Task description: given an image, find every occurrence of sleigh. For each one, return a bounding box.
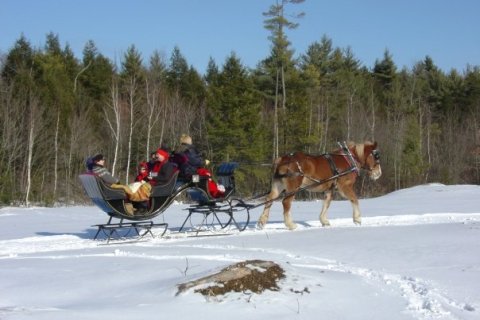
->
[79,171,187,242]
[179,162,252,233]
[79,162,251,242]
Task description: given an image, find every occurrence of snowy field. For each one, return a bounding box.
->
[0,183,479,320]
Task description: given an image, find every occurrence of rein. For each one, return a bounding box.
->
[245,165,359,209]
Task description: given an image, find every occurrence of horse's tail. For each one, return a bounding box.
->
[271,157,283,179]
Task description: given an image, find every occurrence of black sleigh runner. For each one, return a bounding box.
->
[180,162,252,234]
[79,162,251,242]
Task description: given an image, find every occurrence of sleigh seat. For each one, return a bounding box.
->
[179,162,250,233]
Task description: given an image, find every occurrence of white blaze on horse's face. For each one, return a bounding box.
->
[366,150,382,181]
[370,164,382,180]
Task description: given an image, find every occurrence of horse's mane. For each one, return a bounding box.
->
[347,141,375,162]
[278,141,375,162]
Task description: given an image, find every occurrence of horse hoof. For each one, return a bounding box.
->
[286,223,297,230]
[321,222,331,227]
[354,220,362,225]
[256,223,265,230]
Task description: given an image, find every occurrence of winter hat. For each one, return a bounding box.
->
[180,134,192,145]
[86,157,95,170]
[138,161,148,170]
[197,168,212,177]
[92,154,104,163]
[156,149,170,161]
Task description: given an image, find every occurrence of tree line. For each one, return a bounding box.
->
[1,4,479,206]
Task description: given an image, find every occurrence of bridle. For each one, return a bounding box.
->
[362,149,380,172]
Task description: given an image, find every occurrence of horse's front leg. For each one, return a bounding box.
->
[339,185,362,225]
[319,190,333,226]
[352,198,361,225]
[282,194,297,230]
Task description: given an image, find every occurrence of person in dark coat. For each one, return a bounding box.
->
[148,148,176,186]
[173,134,209,180]
[87,154,152,215]
[88,154,120,185]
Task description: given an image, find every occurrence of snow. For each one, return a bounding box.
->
[0,183,479,320]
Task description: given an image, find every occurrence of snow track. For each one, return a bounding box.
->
[1,212,479,257]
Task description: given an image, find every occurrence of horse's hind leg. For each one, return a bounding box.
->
[282,194,297,230]
[257,180,282,229]
[319,190,333,227]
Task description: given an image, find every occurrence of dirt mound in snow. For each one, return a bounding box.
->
[177,260,285,296]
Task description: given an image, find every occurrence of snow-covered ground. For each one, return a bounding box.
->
[0,183,479,320]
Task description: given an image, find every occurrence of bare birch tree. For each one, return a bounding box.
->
[104,78,121,176]
[25,93,41,206]
[53,111,60,200]
[125,76,138,183]
[145,78,163,158]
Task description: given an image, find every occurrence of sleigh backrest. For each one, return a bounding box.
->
[79,173,117,214]
[150,171,179,197]
[215,162,238,198]
[187,162,239,204]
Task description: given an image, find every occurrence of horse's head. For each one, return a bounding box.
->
[354,141,382,180]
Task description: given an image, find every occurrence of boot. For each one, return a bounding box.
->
[124,203,135,216]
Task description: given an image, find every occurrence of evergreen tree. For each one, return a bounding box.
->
[206,53,266,163]
[148,50,167,85]
[45,33,62,55]
[166,46,189,95]
[373,49,397,112]
[262,0,305,158]
[1,35,36,95]
[206,53,269,195]
[80,40,114,101]
[121,45,144,82]
[205,57,220,86]
[401,115,427,186]
[373,49,397,90]
[34,34,76,133]
[300,35,333,79]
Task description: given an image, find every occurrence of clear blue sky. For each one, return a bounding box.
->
[1,0,479,74]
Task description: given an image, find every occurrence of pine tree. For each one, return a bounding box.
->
[1,35,36,95]
[373,49,397,110]
[166,46,189,95]
[80,40,114,101]
[262,0,305,158]
[206,53,266,162]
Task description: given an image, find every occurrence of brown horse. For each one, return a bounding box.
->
[257,141,382,230]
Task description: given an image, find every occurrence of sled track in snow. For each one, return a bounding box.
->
[1,212,479,257]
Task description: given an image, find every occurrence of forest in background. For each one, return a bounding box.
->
[1,1,479,206]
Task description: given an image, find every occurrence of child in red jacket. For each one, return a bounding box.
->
[197,167,225,198]
[135,161,149,182]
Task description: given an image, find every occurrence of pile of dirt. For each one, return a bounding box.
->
[176,260,285,297]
